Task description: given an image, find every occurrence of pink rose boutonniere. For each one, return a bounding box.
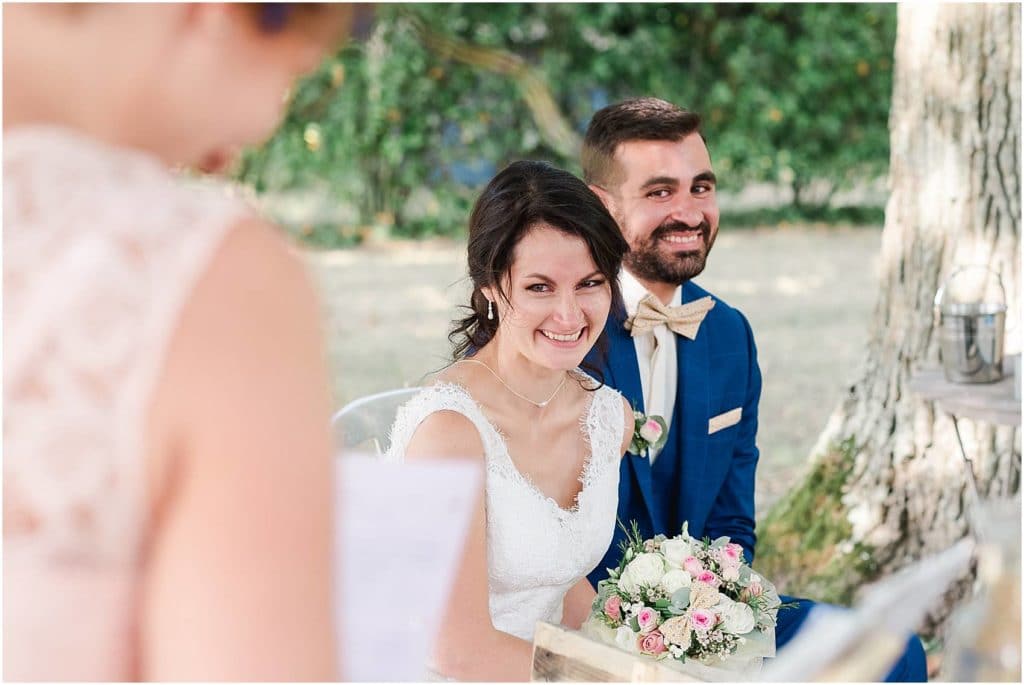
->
[628,409,669,457]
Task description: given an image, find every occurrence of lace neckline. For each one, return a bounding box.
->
[434,373,604,516]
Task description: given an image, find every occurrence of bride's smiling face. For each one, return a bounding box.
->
[486,224,613,371]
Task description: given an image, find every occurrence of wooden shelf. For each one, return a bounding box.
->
[908,354,1021,426]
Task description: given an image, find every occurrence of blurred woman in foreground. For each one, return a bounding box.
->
[4,4,351,680]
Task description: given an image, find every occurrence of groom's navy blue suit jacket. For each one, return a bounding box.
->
[586,280,762,588]
[585,284,930,682]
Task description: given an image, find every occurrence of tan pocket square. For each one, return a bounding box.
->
[709,408,742,434]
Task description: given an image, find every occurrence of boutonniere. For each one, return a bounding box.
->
[628,409,668,457]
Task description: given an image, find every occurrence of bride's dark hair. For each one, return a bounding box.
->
[449,160,629,377]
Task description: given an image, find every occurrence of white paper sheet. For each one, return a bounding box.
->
[335,454,482,681]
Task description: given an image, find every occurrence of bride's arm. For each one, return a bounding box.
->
[561,578,597,629]
[405,411,535,681]
[620,395,634,457]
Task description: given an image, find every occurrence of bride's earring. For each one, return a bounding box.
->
[487,300,495,321]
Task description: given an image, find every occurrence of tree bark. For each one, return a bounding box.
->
[758,3,1020,640]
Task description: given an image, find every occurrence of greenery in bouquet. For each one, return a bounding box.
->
[591,521,788,665]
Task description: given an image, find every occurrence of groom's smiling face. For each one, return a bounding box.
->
[485,224,612,371]
[601,134,720,289]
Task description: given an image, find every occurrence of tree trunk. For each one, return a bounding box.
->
[757,3,1020,641]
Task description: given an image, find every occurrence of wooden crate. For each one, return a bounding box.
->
[531,622,697,682]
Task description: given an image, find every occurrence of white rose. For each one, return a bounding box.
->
[617,553,667,595]
[615,625,639,654]
[659,569,693,595]
[719,600,756,634]
[638,418,664,444]
[660,538,692,567]
[721,564,740,582]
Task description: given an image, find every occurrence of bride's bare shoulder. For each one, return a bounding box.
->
[405,364,488,462]
[404,407,486,462]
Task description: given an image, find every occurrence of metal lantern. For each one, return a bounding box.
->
[933,266,1007,384]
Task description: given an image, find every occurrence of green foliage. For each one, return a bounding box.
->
[755,436,880,606]
[238,3,896,245]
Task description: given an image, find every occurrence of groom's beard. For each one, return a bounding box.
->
[623,219,715,285]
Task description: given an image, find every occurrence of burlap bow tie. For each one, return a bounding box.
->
[626,294,716,340]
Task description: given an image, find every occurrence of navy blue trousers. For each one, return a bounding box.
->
[777,596,928,682]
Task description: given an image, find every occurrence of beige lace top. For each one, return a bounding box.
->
[3,126,248,680]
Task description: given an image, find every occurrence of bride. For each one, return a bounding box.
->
[387,160,633,680]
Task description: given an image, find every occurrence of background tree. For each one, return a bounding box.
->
[757,3,1020,640]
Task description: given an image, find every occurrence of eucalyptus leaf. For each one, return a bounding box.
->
[671,587,691,607]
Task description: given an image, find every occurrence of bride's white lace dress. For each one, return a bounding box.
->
[385,375,625,641]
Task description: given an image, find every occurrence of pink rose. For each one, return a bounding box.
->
[683,556,704,575]
[739,581,763,603]
[690,608,715,632]
[637,629,667,655]
[639,418,663,444]
[741,581,765,602]
[604,595,622,623]
[696,570,720,587]
[717,543,744,565]
[636,606,660,633]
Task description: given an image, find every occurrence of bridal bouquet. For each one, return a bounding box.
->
[583,522,784,680]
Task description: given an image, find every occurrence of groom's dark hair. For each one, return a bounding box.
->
[450,160,629,378]
[582,98,703,190]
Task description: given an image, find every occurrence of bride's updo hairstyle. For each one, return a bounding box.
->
[449,160,629,364]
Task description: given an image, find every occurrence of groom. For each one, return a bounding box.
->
[582,98,927,681]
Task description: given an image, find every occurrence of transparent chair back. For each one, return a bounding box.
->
[332,387,420,457]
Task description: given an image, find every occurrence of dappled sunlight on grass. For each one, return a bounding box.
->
[400,285,454,312]
[312,244,464,267]
[772,274,826,296]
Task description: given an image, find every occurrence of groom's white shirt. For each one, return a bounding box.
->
[620,269,681,463]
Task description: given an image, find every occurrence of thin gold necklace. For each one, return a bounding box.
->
[456,358,568,409]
